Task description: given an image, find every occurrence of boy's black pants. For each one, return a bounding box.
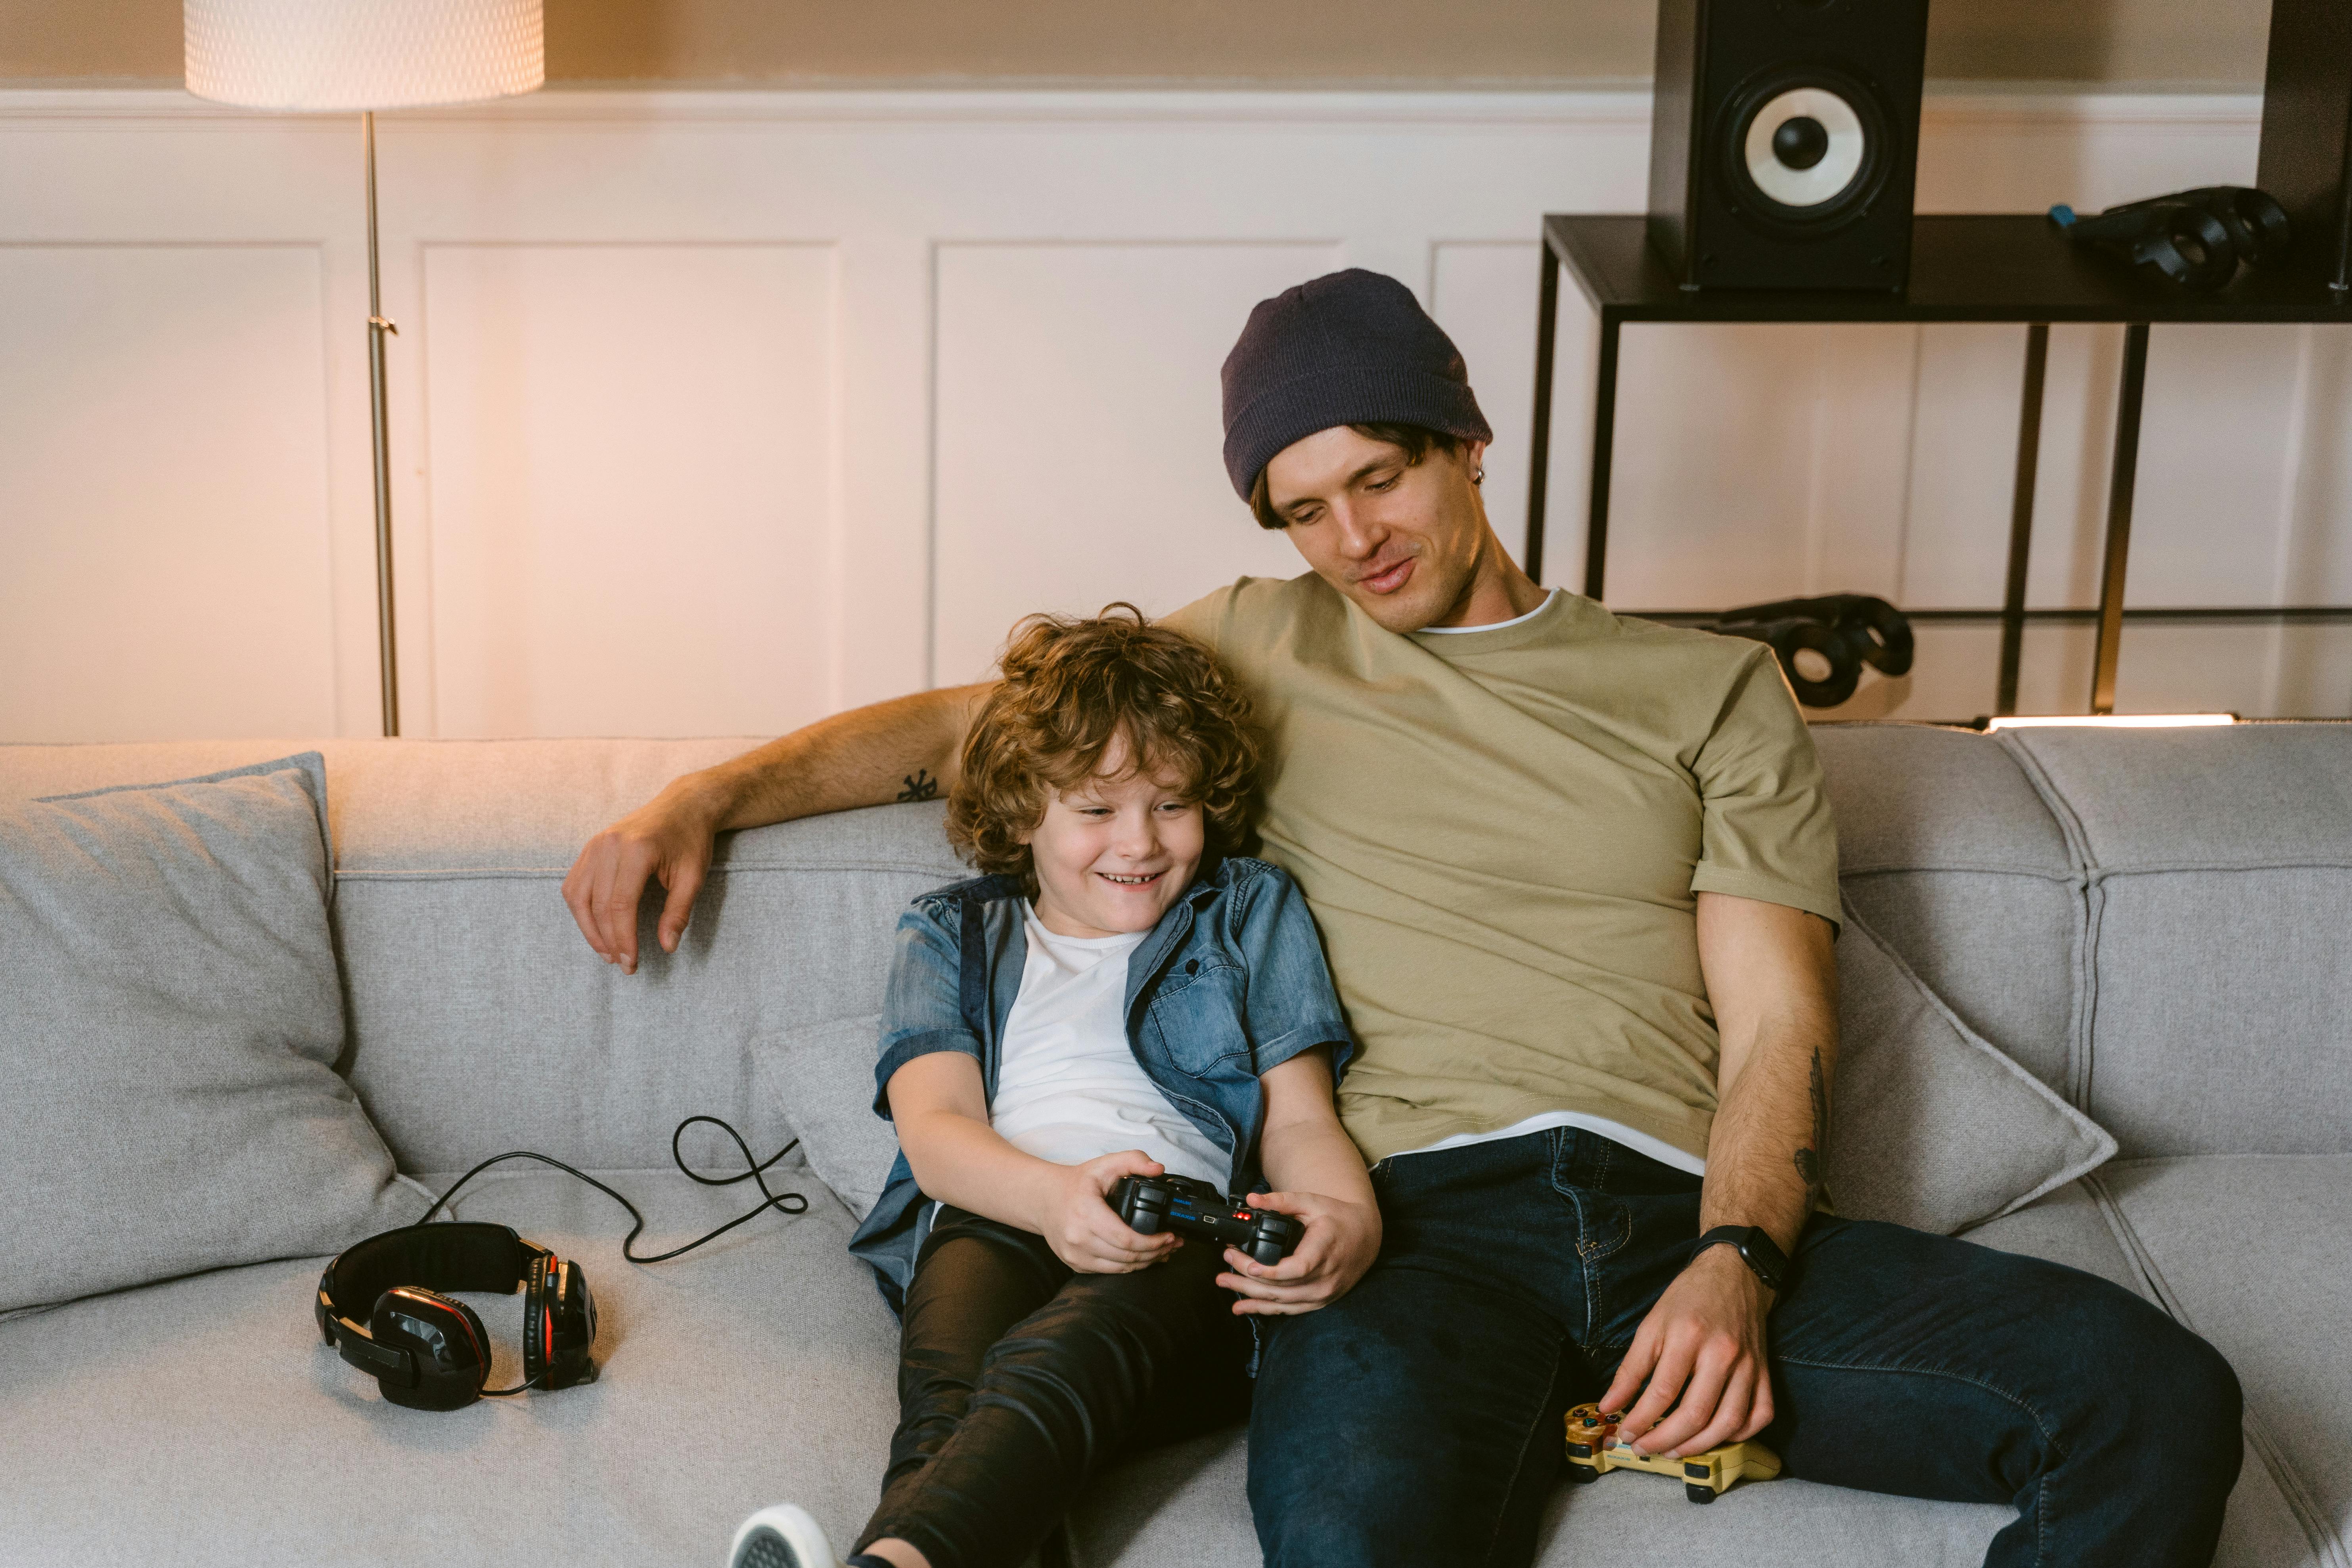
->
[858,1205,1253,1568]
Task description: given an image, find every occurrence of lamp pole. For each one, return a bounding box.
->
[363,110,400,737]
[184,0,542,738]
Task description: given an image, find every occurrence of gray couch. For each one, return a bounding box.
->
[1,723,2345,1568]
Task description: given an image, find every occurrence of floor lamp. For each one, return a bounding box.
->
[185,0,544,737]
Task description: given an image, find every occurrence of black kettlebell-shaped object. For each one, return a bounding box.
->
[1705,593,1914,709]
[2106,185,2292,267]
[2050,199,2241,292]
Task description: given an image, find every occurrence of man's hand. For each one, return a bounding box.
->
[1215,1188,1381,1315]
[562,784,720,974]
[1041,1152,1184,1275]
[1598,1246,1775,1458]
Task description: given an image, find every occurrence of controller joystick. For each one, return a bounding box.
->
[1110,1174,1304,1266]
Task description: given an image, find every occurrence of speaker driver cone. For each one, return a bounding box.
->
[1720,69,1889,231]
[1745,88,1865,208]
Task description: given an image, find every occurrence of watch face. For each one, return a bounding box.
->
[1741,1229,1787,1288]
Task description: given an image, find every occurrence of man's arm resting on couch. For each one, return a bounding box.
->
[561,683,994,972]
[1601,891,1839,1459]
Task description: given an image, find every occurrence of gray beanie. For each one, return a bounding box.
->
[1219,268,1492,501]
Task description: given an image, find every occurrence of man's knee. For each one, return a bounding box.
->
[2130,1316,2242,1461]
[2071,1287,2243,1478]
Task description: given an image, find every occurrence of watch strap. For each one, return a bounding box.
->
[1693,1224,1789,1292]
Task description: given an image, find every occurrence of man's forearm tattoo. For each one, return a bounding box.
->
[896,768,939,803]
[1792,1045,1828,1207]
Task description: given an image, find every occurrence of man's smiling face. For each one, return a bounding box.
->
[1262,426,1494,634]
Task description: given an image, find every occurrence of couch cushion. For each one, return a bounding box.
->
[335,804,964,1171]
[8,1157,2310,1568]
[1064,1425,2018,1567]
[1830,915,2115,1235]
[1814,725,2082,1097]
[0,740,971,1175]
[2003,727,2352,1157]
[2095,1155,2352,1567]
[760,1011,898,1219]
[0,1161,902,1568]
[1957,1177,2147,1299]
[0,752,419,1315]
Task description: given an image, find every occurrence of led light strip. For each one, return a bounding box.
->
[1984,714,2236,730]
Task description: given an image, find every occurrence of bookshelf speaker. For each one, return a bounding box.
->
[1647,0,1931,291]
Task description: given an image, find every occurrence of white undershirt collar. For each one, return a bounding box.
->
[1415,589,1560,635]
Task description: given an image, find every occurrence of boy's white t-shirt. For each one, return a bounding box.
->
[984,902,1229,1191]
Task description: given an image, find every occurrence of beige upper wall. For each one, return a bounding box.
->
[0,0,2273,88]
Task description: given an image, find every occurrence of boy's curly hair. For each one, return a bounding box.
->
[948,604,1261,887]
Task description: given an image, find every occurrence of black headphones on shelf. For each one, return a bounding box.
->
[317,1115,807,1412]
[2049,185,2294,293]
[317,1221,598,1411]
[1700,592,1915,708]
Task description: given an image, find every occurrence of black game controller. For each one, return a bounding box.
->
[1110,1174,1305,1266]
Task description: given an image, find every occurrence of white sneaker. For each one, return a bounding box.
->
[728,1503,840,1568]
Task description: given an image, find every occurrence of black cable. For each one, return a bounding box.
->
[415,1114,809,1264]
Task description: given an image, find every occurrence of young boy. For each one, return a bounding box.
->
[728,606,1377,1568]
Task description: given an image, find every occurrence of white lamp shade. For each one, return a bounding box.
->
[186,0,544,111]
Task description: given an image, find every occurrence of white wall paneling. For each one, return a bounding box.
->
[0,85,2345,741]
[421,242,840,737]
[932,241,1339,685]
[0,243,339,741]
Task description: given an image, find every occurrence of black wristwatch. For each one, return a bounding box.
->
[1692,1225,1790,1293]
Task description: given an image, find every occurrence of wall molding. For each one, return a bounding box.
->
[0,82,2264,134]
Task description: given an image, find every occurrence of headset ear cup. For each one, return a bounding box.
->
[533,1256,598,1391]
[371,1287,492,1411]
[523,1254,548,1389]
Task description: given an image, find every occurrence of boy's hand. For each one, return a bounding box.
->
[1216,1189,1381,1315]
[1042,1151,1184,1275]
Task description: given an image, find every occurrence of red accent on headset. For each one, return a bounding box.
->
[543,1258,557,1366]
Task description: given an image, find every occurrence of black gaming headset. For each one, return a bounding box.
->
[314,1117,810,1411]
[316,1221,598,1411]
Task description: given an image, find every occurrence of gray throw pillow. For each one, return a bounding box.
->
[0,753,423,1315]
[1831,909,2116,1234]
[758,1011,900,1219]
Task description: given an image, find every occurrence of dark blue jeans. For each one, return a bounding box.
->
[1248,1128,2242,1568]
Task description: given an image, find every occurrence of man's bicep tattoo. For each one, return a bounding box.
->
[896,768,939,803]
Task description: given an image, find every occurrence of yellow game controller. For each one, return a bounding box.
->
[1564,1402,1782,1504]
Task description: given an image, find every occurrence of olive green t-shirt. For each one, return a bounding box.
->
[1164,574,1841,1168]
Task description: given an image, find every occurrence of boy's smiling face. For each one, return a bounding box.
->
[1022,731,1205,940]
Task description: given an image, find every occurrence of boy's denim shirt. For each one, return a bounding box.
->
[847,855,1354,1310]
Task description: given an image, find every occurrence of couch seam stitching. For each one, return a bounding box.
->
[1837,862,2077,881]
[1990,736,2102,1113]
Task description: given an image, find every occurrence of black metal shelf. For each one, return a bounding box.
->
[1527,214,2352,717]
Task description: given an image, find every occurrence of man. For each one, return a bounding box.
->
[566,270,2241,1568]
